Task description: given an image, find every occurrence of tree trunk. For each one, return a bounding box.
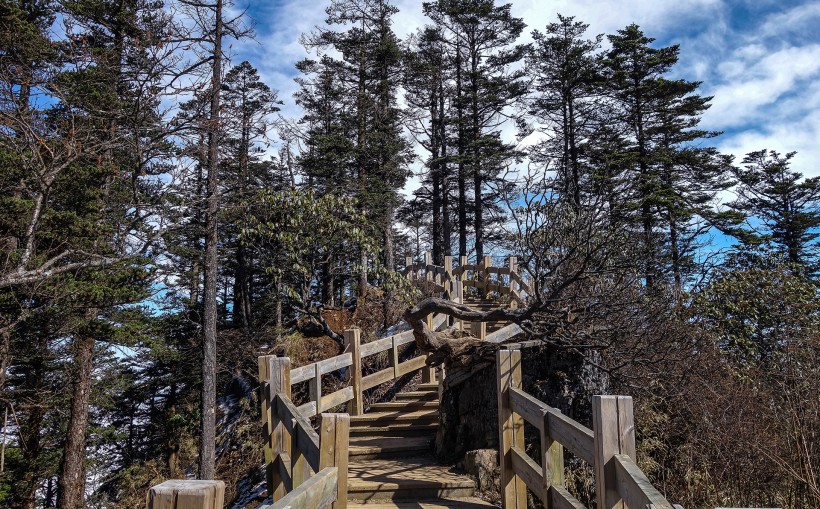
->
[57,335,95,509]
[199,0,223,481]
[455,44,468,258]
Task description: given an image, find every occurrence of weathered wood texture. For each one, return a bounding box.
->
[319,413,349,509]
[261,467,338,509]
[147,480,225,509]
[259,356,292,500]
[593,395,635,509]
[497,348,527,508]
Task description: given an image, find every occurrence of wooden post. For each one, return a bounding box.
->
[592,395,635,509]
[148,480,225,509]
[390,336,400,379]
[471,321,486,340]
[405,256,413,279]
[425,251,433,282]
[310,364,322,413]
[258,356,292,500]
[423,312,436,383]
[319,413,350,509]
[453,279,464,331]
[444,255,453,294]
[509,256,518,304]
[459,256,468,281]
[541,407,565,505]
[497,348,526,509]
[344,329,363,416]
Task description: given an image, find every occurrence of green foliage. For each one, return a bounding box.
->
[694,251,819,366]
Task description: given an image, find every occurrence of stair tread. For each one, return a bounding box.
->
[348,457,475,490]
[416,383,439,391]
[369,401,439,410]
[347,497,496,508]
[349,435,433,454]
[396,391,439,400]
[350,409,438,423]
[350,423,438,435]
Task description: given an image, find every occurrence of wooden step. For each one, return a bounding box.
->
[348,457,476,501]
[395,391,438,401]
[369,400,439,411]
[347,498,496,508]
[349,435,433,459]
[349,422,439,436]
[417,383,439,392]
[350,409,439,427]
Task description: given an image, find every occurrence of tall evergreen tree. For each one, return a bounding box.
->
[423,0,527,259]
[730,150,820,269]
[603,24,732,296]
[525,15,603,209]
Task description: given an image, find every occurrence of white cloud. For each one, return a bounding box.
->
[233,0,820,182]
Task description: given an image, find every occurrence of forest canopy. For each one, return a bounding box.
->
[0,0,818,508]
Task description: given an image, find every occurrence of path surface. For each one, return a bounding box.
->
[346,382,496,508]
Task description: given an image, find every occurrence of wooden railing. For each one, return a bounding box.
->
[497,345,684,509]
[403,252,534,303]
[258,355,350,509]
[256,309,450,506]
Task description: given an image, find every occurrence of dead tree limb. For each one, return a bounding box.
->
[403,297,525,368]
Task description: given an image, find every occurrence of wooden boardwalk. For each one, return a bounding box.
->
[347,383,493,508]
[147,253,684,509]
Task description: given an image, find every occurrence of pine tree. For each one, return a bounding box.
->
[603,24,732,296]
[525,15,603,209]
[423,0,527,259]
[730,150,820,269]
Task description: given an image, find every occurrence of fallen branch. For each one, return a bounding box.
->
[403,297,524,368]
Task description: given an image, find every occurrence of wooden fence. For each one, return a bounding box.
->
[497,345,683,509]
[403,252,533,304]
[257,355,349,509]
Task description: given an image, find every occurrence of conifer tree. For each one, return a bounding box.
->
[423,0,527,259]
[730,150,820,269]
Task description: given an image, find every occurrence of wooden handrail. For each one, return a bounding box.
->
[262,466,339,509]
[614,454,675,509]
[497,349,680,509]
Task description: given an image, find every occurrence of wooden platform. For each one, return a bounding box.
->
[348,498,496,508]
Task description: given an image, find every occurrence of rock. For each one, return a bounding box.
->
[463,449,500,497]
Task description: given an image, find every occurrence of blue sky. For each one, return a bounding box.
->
[230,0,820,186]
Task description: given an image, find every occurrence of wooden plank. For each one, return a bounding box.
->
[345,329,363,416]
[264,357,292,500]
[275,395,321,473]
[291,354,354,384]
[319,414,350,509]
[550,485,587,509]
[362,367,394,391]
[297,401,318,419]
[320,387,354,413]
[542,407,565,497]
[471,321,486,341]
[397,354,427,374]
[508,387,546,433]
[593,396,634,509]
[486,324,524,344]
[309,364,322,415]
[613,455,674,509]
[148,480,226,509]
[497,349,527,509]
[390,337,400,378]
[547,408,595,465]
[263,467,338,509]
[258,356,275,498]
[510,445,547,503]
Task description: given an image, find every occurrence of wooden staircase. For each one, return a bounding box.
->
[347,382,494,508]
[462,296,512,335]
